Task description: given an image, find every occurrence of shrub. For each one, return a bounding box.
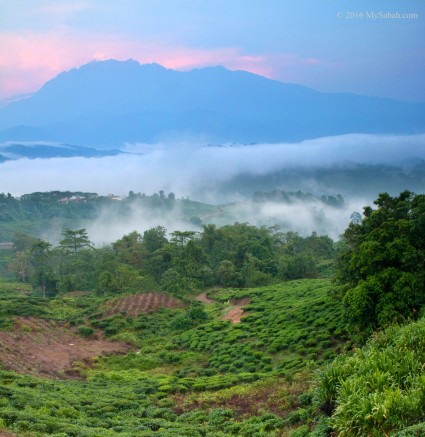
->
[315,318,425,436]
[78,326,95,338]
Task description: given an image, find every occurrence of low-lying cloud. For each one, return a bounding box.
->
[2,133,425,242]
[1,133,424,198]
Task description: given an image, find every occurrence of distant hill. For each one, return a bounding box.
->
[0,142,123,160]
[0,59,424,147]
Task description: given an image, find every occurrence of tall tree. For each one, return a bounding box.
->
[59,228,93,256]
[335,191,425,335]
[30,239,55,297]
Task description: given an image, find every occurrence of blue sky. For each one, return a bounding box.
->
[0,0,424,102]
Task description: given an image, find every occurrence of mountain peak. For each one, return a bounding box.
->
[59,58,168,77]
[0,59,424,147]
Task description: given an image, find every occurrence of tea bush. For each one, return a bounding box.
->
[315,318,425,435]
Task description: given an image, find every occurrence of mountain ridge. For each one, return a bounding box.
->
[1,59,424,148]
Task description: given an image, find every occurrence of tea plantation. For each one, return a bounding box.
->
[0,264,424,434]
[0,278,345,436]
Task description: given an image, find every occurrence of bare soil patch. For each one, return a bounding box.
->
[222,297,251,323]
[0,317,131,378]
[104,292,185,318]
[196,292,215,304]
[173,378,306,419]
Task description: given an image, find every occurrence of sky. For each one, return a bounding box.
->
[0,0,424,103]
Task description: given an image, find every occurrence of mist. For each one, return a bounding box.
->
[38,196,365,246]
[1,133,424,198]
[2,133,424,243]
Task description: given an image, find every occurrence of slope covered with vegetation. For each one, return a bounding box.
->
[0,190,424,435]
[0,278,344,436]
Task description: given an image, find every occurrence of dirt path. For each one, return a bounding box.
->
[0,431,16,437]
[196,292,215,304]
[0,317,131,378]
[222,298,250,323]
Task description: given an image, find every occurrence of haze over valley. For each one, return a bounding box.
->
[0,58,423,241]
[1,2,425,436]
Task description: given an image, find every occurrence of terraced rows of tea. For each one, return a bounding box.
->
[178,279,346,374]
[104,292,185,317]
[0,279,348,435]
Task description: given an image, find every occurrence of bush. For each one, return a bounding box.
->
[289,425,310,437]
[78,326,95,338]
[315,318,425,436]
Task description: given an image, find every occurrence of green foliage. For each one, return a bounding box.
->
[0,276,351,436]
[392,422,425,436]
[169,304,209,331]
[4,204,337,300]
[59,228,93,255]
[178,280,345,375]
[315,318,425,436]
[0,281,47,327]
[98,263,142,294]
[78,326,95,338]
[335,191,425,333]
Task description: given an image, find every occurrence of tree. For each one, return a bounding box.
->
[335,191,425,335]
[170,230,197,246]
[59,228,93,257]
[113,231,145,268]
[30,239,56,297]
[142,226,168,253]
[9,250,31,282]
[12,232,38,252]
[98,262,141,294]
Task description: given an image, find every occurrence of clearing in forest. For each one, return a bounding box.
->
[0,317,131,378]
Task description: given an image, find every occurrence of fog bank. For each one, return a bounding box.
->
[2,133,425,242]
[1,134,424,199]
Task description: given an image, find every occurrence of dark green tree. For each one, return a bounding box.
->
[113,231,145,268]
[142,226,168,253]
[335,191,425,335]
[30,239,56,297]
[59,228,93,256]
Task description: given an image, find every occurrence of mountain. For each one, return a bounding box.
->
[0,142,123,160]
[0,59,424,147]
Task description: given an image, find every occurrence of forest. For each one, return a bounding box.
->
[0,190,424,436]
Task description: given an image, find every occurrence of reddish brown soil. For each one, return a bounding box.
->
[104,292,185,318]
[222,297,251,323]
[196,292,215,304]
[174,380,294,419]
[0,317,131,378]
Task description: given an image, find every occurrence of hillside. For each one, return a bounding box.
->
[0,278,346,436]
[0,143,123,161]
[0,190,346,246]
[1,60,424,147]
[0,191,425,435]
[1,276,423,436]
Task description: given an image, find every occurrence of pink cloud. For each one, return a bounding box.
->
[0,29,332,100]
